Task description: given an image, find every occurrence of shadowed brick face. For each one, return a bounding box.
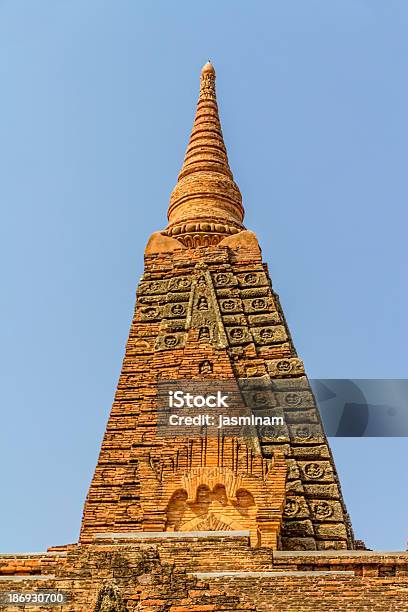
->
[1,63,406,610]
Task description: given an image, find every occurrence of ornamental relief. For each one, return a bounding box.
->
[168,276,192,291]
[275,390,314,409]
[266,357,304,377]
[222,314,247,326]
[140,306,161,321]
[283,497,314,520]
[137,279,169,296]
[284,410,320,425]
[226,326,252,345]
[240,287,270,299]
[251,325,288,345]
[248,313,281,326]
[212,271,237,287]
[154,332,185,352]
[166,291,190,303]
[310,499,342,521]
[162,302,188,318]
[300,461,334,482]
[288,424,326,443]
[128,338,153,354]
[219,298,242,313]
[284,498,300,517]
[242,297,274,313]
[237,271,268,287]
[312,500,333,520]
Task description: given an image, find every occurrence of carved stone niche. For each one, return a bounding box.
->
[162,461,286,549]
[198,326,211,342]
[165,467,259,546]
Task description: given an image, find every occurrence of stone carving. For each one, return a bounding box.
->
[168,276,192,291]
[259,424,288,441]
[213,272,236,287]
[227,327,251,345]
[284,499,300,517]
[177,277,191,290]
[313,501,333,519]
[155,332,185,352]
[131,339,151,353]
[141,306,160,320]
[251,298,266,310]
[266,357,304,377]
[304,463,324,480]
[252,391,268,406]
[171,304,184,315]
[164,335,178,348]
[237,271,268,287]
[293,426,312,440]
[94,581,128,612]
[215,273,229,285]
[284,392,302,407]
[251,325,287,344]
[244,273,258,284]
[199,360,213,374]
[197,297,208,311]
[198,326,210,341]
[138,280,168,295]
[200,70,216,101]
[221,299,237,311]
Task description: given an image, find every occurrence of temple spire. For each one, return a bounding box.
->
[165,62,245,248]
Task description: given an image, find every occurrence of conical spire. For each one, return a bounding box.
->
[165,62,245,248]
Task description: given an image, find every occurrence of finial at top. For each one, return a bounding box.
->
[165,61,244,247]
[201,61,215,75]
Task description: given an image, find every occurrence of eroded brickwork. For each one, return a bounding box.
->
[1,537,408,611]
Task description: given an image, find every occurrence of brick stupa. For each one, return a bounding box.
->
[1,63,407,611]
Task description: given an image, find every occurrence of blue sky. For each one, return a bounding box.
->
[0,0,407,552]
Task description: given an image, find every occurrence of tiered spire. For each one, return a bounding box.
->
[165,62,245,247]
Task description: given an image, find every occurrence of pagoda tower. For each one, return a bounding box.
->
[80,62,354,551]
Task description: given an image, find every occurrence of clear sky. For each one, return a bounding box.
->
[0,0,407,552]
